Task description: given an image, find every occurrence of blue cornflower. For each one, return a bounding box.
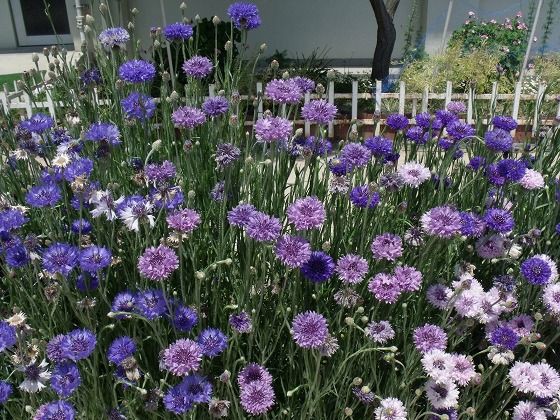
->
[63,329,97,361]
[19,113,54,133]
[121,92,156,120]
[42,243,79,277]
[0,380,12,405]
[163,22,193,41]
[227,2,261,30]
[484,128,513,153]
[300,251,335,283]
[490,326,519,350]
[64,158,94,182]
[197,328,228,358]
[51,362,81,397]
[0,209,28,234]
[135,289,168,320]
[349,186,380,209]
[483,208,515,233]
[85,122,121,145]
[107,336,136,365]
[119,60,156,83]
[79,245,112,273]
[25,183,62,208]
[5,243,30,268]
[0,321,17,352]
[171,304,198,332]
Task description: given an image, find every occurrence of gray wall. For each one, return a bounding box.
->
[0,1,18,49]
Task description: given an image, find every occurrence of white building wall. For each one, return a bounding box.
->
[0,1,18,49]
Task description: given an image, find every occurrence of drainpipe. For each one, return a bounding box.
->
[519,0,544,85]
[440,0,454,52]
[75,0,86,43]
[159,0,176,90]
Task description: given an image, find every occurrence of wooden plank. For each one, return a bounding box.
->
[328,80,335,138]
[467,87,474,124]
[256,82,263,119]
[445,81,452,106]
[398,81,405,115]
[374,80,382,136]
[532,83,546,135]
[304,91,311,136]
[351,79,358,133]
[421,86,429,113]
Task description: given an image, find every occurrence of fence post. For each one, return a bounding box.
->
[532,83,546,135]
[256,82,263,120]
[489,81,499,123]
[421,86,429,113]
[374,80,382,136]
[1,84,10,113]
[467,87,474,124]
[46,88,56,118]
[304,91,311,137]
[23,91,32,117]
[351,79,358,133]
[398,81,406,115]
[511,81,522,136]
[328,80,335,138]
[208,84,215,97]
[411,98,417,117]
[445,81,452,107]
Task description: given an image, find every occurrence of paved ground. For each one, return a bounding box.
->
[0,47,78,76]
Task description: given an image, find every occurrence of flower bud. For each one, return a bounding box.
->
[151,139,162,150]
[31,53,39,63]
[131,8,139,15]
[344,408,353,417]
[282,71,290,80]
[195,271,205,280]
[316,83,325,94]
[344,317,355,326]
[270,60,279,70]
[259,43,267,52]
[327,69,336,80]
[180,2,187,10]
[212,16,221,25]
[99,3,108,14]
[225,41,232,51]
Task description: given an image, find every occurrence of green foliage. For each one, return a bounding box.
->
[533,53,560,92]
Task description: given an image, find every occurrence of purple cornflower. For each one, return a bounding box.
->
[543,283,560,316]
[79,245,111,273]
[179,374,213,403]
[98,27,129,48]
[0,208,27,234]
[353,387,375,405]
[375,398,407,420]
[394,265,423,292]
[291,311,328,349]
[253,117,293,143]
[229,312,253,333]
[19,113,54,133]
[163,383,194,414]
[202,96,229,117]
[227,203,257,227]
[340,143,372,169]
[215,143,241,168]
[171,304,198,332]
[437,137,455,151]
[51,362,81,397]
[371,233,403,261]
[0,380,12,404]
[435,109,458,127]
[398,162,431,188]
[492,115,517,131]
[171,106,206,129]
[287,196,326,230]
[265,79,303,104]
[421,206,462,238]
[85,122,121,145]
[467,156,486,171]
[415,112,433,129]
[413,324,447,353]
[483,208,515,233]
[166,209,201,234]
[210,180,226,201]
[227,2,261,30]
[63,157,94,182]
[476,234,507,259]
[111,291,136,318]
[0,321,16,352]
[121,92,156,120]
[300,251,335,283]
[368,273,401,304]
[63,329,97,361]
[182,56,213,79]
[107,336,136,365]
[33,400,76,420]
[484,129,513,152]
[42,243,79,277]
[486,159,527,185]
[163,22,193,41]
[297,136,332,157]
[490,326,519,350]
[365,320,395,343]
[364,136,393,158]
[135,289,168,320]
[292,76,315,93]
[301,99,337,124]
[427,284,451,309]
[5,243,30,268]
[406,126,426,144]
[274,235,312,268]
[447,101,466,114]
[240,381,275,415]
[238,363,272,388]
[386,113,409,130]
[335,254,368,284]
[162,339,202,376]
[447,120,475,140]
[521,256,553,285]
[118,59,156,83]
[145,160,176,183]
[246,212,281,242]
[197,328,228,358]
[137,245,179,281]
[379,173,405,192]
[459,211,486,237]
[329,158,351,176]
[80,68,101,86]
[349,186,380,209]
[25,183,62,208]
[70,218,92,235]
[46,335,67,363]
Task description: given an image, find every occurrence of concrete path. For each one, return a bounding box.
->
[0,49,80,76]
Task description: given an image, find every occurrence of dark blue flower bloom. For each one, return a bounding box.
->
[40,168,64,184]
[437,137,455,151]
[107,336,136,365]
[42,243,79,277]
[76,272,99,292]
[447,120,475,140]
[483,208,515,233]
[302,136,332,156]
[63,329,97,361]
[406,126,426,144]
[163,383,194,414]
[349,186,380,209]
[467,156,486,171]
[64,158,94,182]
[202,96,229,117]
[414,112,432,129]
[328,159,350,176]
[119,60,156,83]
[144,161,176,183]
[385,113,409,130]
[135,289,168,320]
[47,334,67,363]
[486,159,526,186]
[0,321,16,352]
[80,68,102,86]
[521,256,553,285]
[492,115,517,131]
[79,245,112,273]
[484,128,513,152]
[163,22,193,41]
[5,242,30,268]
[430,408,458,420]
[197,328,228,358]
[34,400,76,420]
[364,136,393,158]
[51,362,81,397]
[19,113,54,133]
[70,219,92,235]
[121,92,156,120]
[49,128,73,145]
[179,374,213,403]
[111,291,136,318]
[227,2,261,30]
[98,27,129,48]
[85,122,121,145]
[556,223,560,235]
[0,209,28,234]
[300,251,335,283]
[490,326,519,350]
[493,275,516,292]
[434,109,458,127]
[0,380,12,405]
[171,304,198,332]
[459,211,486,237]
[25,183,62,208]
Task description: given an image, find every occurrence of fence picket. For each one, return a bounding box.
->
[445,81,452,106]
[351,80,358,133]
[532,83,546,135]
[256,82,263,119]
[304,92,311,136]
[421,86,429,113]
[398,81,405,115]
[328,80,335,138]
[467,87,474,124]
[23,91,32,117]
[375,80,382,136]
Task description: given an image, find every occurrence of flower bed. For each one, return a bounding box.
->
[1,2,560,419]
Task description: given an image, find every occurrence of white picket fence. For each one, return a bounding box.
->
[2,78,559,138]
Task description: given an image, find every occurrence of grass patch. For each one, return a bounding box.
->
[0,73,21,91]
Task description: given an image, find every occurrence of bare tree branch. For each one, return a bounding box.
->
[369,0,397,80]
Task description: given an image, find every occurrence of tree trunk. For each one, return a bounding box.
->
[369,0,398,81]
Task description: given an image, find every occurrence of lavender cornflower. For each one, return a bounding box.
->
[197,328,228,358]
[335,254,368,284]
[98,27,129,48]
[121,92,156,120]
[265,79,303,104]
[25,183,62,208]
[349,186,380,209]
[467,156,486,171]
[227,203,257,227]
[162,339,202,376]
[301,99,337,124]
[519,169,544,190]
[119,60,156,83]
[79,245,111,273]
[227,2,261,30]
[371,233,403,261]
[33,400,76,420]
[246,212,281,242]
[406,126,426,144]
[421,206,462,238]
[364,136,393,158]
[353,386,375,405]
[163,22,193,41]
[42,243,79,277]
[85,122,121,145]
[386,113,409,130]
[215,143,241,169]
[292,76,315,93]
[398,162,430,188]
[229,312,253,334]
[202,96,229,117]
[492,115,517,131]
[333,287,363,308]
[512,401,546,420]
[166,209,201,234]
[379,173,405,192]
[171,304,198,332]
[19,113,54,133]
[394,265,423,292]
[483,208,515,233]
[291,311,328,349]
[485,129,513,152]
[543,283,560,316]
[0,321,16,352]
[135,289,168,320]
[254,116,293,143]
[375,397,407,420]
[240,381,275,415]
[340,143,372,169]
[107,337,136,366]
[51,362,81,397]
[274,235,312,268]
[300,251,335,283]
[447,101,466,114]
[368,273,401,304]
[427,284,451,309]
[172,106,206,129]
[476,234,507,259]
[459,211,486,237]
[137,245,179,281]
[365,320,395,343]
[287,196,326,230]
[489,326,519,350]
[413,324,447,353]
[182,56,213,79]
[238,363,273,388]
[0,381,12,404]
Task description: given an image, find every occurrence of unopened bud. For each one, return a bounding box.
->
[212,16,221,25]
[282,71,290,79]
[180,2,187,10]
[127,22,134,31]
[270,60,279,70]
[31,53,39,63]
[259,43,267,52]
[345,317,355,326]
[99,3,108,13]
[151,139,162,150]
[352,377,362,386]
[224,41,232,51]
[131,7,139,15]
[327,69,336,79]
[344,408,353,417]
[195,271,205,280]
[162,71,171,82]
[535,342,546,350]
[316,83,325,94]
